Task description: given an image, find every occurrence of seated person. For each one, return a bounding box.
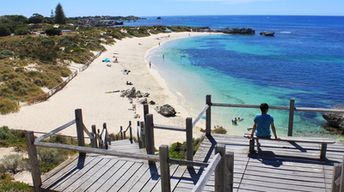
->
[249,103,279,147]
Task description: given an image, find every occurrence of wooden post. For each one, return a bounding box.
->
[25,131,42,192]
[140,121,146,148]
[206,95,212,136]
[215,144,225,192]
[332,164,341,192]
[137,121,142,148]
[120,126,123,140]
[159,145,171,192]
[145,114,155,155]
[249,139,255,154]
[224,151,234,192]
[340,157,344,192]
[91,125,98,148]
[75,109,86,157]
[288,98,295,136]
[103,123,108,149]
[320,143,327,160]
[129,124,133,144]
[186,117,193,162]
[143,104,149,121]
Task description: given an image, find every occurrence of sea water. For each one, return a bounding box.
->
[143,16,344,136]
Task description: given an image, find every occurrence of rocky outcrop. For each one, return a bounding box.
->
[120,87,136,98]
[323,111,344,129]
[260,31,275,37]
[149,100,156,105]
[219,28,255,35]
[156,104,176,117]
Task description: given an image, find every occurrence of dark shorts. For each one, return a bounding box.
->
[256,135,271,139]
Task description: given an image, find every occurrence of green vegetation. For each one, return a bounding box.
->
[0,126,26,150]
[45,28,61,36]
[0,127,77,173]
[200,125,228,134]
[0,9,204,114]
[169,137,203,159]
[55,3,66,24]
[0,173,32,192]
[213,125,227,134]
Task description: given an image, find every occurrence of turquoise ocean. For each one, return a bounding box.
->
[131,16,344,136]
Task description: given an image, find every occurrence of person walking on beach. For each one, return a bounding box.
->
[249,103,279,147]
[149,61,152,68]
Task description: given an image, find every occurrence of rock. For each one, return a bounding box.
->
[138,98,147,104]
[143,93,150,97]
[135,91,143,98]
[219,28,255,35]
[121,87,136,98]
[149,100,156,105]
[260,31,275,37]
[323,110,344,129]
[156,104,176,117]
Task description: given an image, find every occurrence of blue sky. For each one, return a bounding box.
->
[1,0,343,17]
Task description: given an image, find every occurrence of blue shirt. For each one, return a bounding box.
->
[254,114,274,137]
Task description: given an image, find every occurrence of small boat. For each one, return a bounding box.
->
[260,31,275,37]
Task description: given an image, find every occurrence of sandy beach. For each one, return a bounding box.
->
[0,32,210,145]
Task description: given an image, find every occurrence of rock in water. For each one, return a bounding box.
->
[323,110,344,129]
[157,104,176,117]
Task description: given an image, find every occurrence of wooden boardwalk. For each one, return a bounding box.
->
[41,135,344,192]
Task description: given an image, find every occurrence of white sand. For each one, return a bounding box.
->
[0,32,211,145]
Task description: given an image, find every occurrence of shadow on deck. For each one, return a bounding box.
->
[40,134,343,192]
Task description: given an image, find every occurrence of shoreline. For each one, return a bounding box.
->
[0,32,213,145]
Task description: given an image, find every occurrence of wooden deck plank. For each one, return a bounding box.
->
[108,162,143,191]
[95,161,135,191]
[128,163,161,192]
[42,156,96,189]
[52,157,103,191]
[85,160,127,192]
[63,158,111,192]
[74,159,119,192]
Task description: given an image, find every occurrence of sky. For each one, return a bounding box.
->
[0,0,343,17]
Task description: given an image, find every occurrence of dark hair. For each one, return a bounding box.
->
[260,103,269,113]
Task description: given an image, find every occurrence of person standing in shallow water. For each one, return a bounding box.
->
[249,103,279,147]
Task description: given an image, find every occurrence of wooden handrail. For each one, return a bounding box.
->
[192,153,222,192]
[35,120,76,143]
[154,124,186,132]
[192,105,209,127]
[169,159,208,167]
[211,102,344,113]
[34,141,160,161]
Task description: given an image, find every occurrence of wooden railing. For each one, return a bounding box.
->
[25,108,234,192]
[332,157,344,192]
[205,95,344,136]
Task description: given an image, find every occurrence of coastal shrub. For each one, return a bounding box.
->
[0,126,26,150]
[0,173,32,192]
[200,125,227,134]
[0,50,14,59]
[0,25,11,36]
[28,13,44,24]
[213,125,227,134]
[1,154,26,174]
[38,148,69,173]
[0,97,19,114]
[45,28,62,36]
[169,137,203,159]
[14,26,29,35]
